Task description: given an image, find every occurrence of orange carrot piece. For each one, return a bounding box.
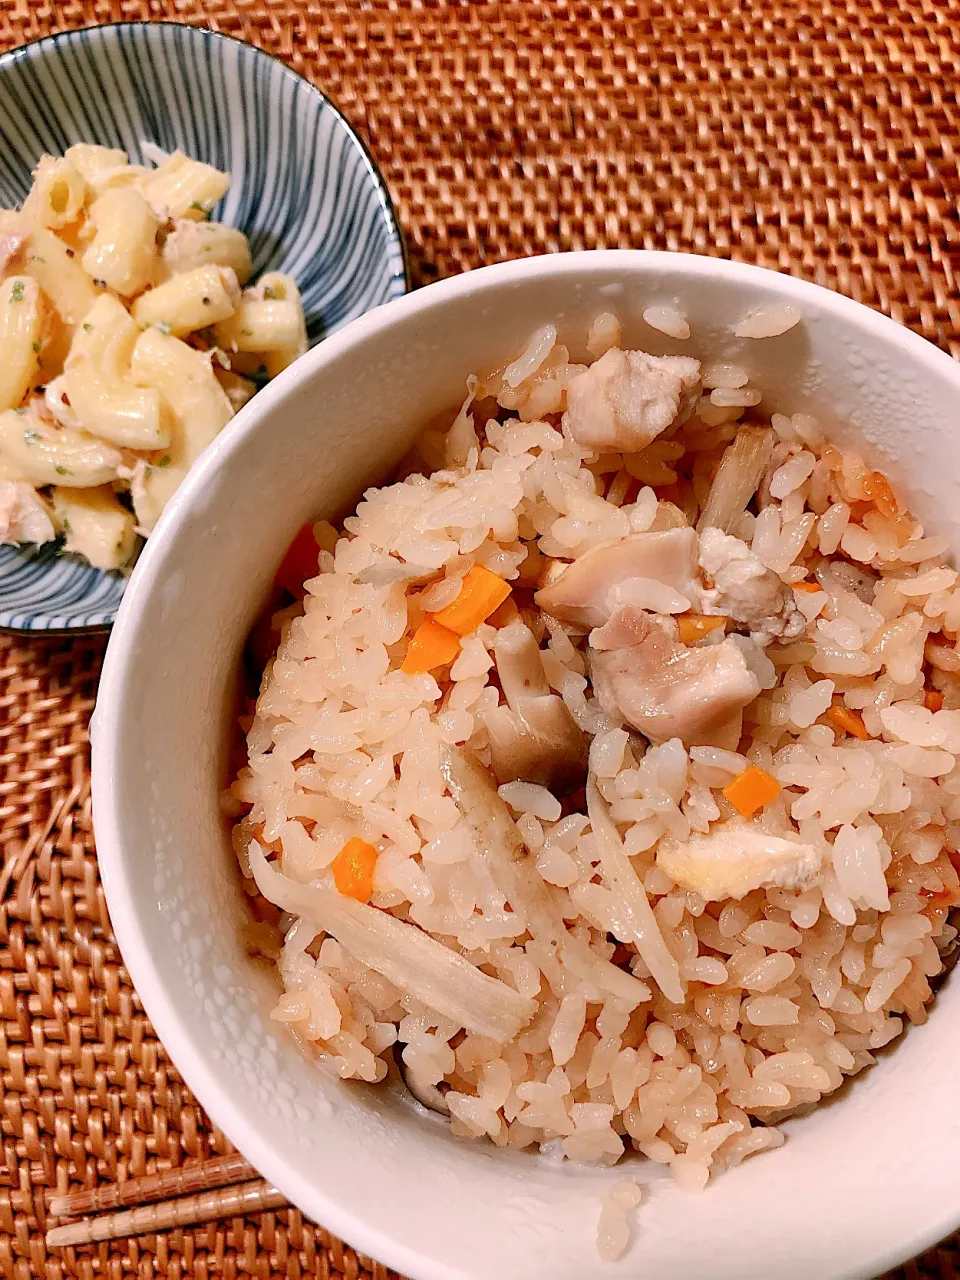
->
[677,613,728,645]
[433,565,512,636]
[332,837,378,903]
[275,523,320,597]
[827,705,870,740]
[401,619,461,674]
[792,580,823,594]
[864,470,899,519]
[722,765,782,818]
[924,689,945,713]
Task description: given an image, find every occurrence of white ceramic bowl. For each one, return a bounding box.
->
[93,252,960,1280]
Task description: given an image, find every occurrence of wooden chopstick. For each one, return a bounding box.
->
[47,1178,289,1247]
[47,1152,260,1219]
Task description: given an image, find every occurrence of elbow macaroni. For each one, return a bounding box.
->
[138,152,231,220]
[253,272,308,376]
[0,143,307,565]
[61,295,168,449]
[22,225,99,326]
[214,297,305,355]
[24,157,88,230]
[161,219,252,283]
[0,276,44,413]
[65,144,129,184]
[81,187,159,296]
[52,485,138,570]
[131,263,240,335]
[0,403,122,488]
[129,328,233,532]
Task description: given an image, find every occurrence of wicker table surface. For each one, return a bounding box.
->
[1,1,958,1276]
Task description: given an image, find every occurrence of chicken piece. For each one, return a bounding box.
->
[589,607,760,749]
[656,822,822,901]
[565,348,702,452]
[0,477,56,545]
[698,526,804,643]
[484,619,588,793]
[536,527,699,629]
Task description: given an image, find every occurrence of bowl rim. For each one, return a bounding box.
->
[95,250,960,1280]
[0,18,410,637]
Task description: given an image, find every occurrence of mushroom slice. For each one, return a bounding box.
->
[486,620,588,793]
[248,841,535,1044]
[697,425,775,535]
[484,695,588,794]
[442,747,651,1008]
[492,619,551,703]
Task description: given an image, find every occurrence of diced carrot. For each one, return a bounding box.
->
[275,523,320,598]
[924,689,945,713]
[827,705,870,741]
[792,580,823,594]
[677,613,728,645]
[722,765,782,818]
[332,837,378,903]
[863,470,899,519]
[433,565,512,636]
[401,619,461,674]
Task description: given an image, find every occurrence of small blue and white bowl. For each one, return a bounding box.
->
[0,21,408,633]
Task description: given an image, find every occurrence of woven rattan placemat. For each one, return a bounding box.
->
[1,1,959,1275]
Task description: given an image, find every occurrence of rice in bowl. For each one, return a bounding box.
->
[225,315,960,1254]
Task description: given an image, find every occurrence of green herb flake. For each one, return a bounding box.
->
[55,464,70,476]
[30,254,45,264]
[22,428,38,445]
[189,200,209,213]
[155,321,172,335]
[240,327,253,338]
[157,454,171,468]
[262,286,277,300]
[82,322,93,333]
[10,280,24,303]
[61,516,70,534]
[31,340,41,354]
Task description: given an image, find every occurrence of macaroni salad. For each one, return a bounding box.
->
[0,145,307,570]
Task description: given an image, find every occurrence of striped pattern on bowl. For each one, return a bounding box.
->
[0,21,407,633]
